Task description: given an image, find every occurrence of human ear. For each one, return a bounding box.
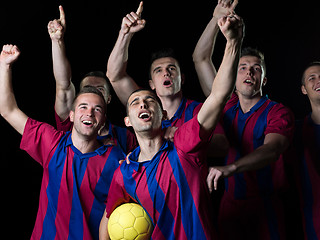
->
[124,116,132,127]
[149,79,155,90]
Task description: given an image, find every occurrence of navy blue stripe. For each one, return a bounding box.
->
[253,101,280,239]
[89,147,124,240]
[113,125,128,154]
[68,152,89,240]
[144,151,176,239]
[184,100,200,123]
[40,133,70,240]
[167,146,207,239]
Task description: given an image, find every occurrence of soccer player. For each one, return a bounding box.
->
[106,1,228,158]
[193,1,295,239]
[99,13,244,239]
[291,61,320,239]
[48,5,137,154]
[0,44,126,240]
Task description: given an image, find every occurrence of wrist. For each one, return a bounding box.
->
[0,62,12,70]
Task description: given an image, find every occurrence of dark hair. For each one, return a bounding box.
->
[125,88,163,114]
[148,48,181,79]
[80,71,111,96]
[72,85,107,113]
[301,61,320,85]
[241,47,267,76]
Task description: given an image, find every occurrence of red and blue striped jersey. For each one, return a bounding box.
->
[106,116,215,239]
[161,97,202,128]
[221,93,294,199]
[20,118,126,240]
[54,110,137,154]
[293,114,320,240]
[161,97,224,135]
[217,93,294,239]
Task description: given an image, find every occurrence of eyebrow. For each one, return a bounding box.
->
[78,102,103,109]
[129,95,156,106]
[152,64,177,74]
[129,97,139,106]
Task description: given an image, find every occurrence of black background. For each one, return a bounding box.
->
[1,0,319,238]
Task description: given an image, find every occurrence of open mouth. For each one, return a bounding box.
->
[139,112,150,119]
[244,79,254,85]
[316,87,320,92]
[82,120,93,126]
[163,80,173,87]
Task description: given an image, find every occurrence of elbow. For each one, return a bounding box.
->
[192,52,209,64]
[106,70,115,83]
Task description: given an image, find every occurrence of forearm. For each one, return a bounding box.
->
[0,63,27,134]
[193,16,220,63]
[51,39,72,89]
[211,38,241,101]
[107,31,133,82]
[99,210,110,240]
[106,31,139,105]
[193,17,220,97]
[230,143,283,175]
[197,38,241,134]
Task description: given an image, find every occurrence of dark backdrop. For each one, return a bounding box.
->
[1,0,319,238]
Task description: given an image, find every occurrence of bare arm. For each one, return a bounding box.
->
[0,45,28,135]
[197,14,243,137]
[48,5,75,121]
[193,0,238,97]
[207,133,290,192]
[99,209,110,240]
[106,2,145,105]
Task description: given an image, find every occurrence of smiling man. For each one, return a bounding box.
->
[100,12,244,239]
[0,44,126,240]
[290,62,320,239]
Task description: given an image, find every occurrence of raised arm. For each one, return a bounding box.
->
[106,1,145,105]
[48,5,75,121]
[0,45,28,135]
[193,0,238,97]
[197,14,243,137]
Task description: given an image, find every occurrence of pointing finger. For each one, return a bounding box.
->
[230,0,238,11]
[59,5,66,26]
[136,1,143,17]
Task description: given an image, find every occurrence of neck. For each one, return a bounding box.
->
[71,132,101,154]
[135,130,164,162]
[310,100,320,124]
[238,92,262,113]
[158,91,183,119]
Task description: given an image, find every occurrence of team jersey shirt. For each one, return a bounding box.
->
[20,118,126,240]
[218,93,294,239]
[54,110,137,154]
[106,115,215,239]
[293,114,320,240]
[161,97,224,135]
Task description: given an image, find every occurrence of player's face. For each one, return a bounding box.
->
[236,56,267,99]
[149,57,182,98]
[301,65,320,102]
[70,93,106,138]
[125,90,164,133]
[81,76,111,104]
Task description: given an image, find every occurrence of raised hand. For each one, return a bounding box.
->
[214,0,239,19]
[0,44,20,66]
[121,1,146,34]
[218,13,244,41]
[48,5,66,41]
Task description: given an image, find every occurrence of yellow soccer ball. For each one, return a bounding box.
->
[108,203,153,240]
